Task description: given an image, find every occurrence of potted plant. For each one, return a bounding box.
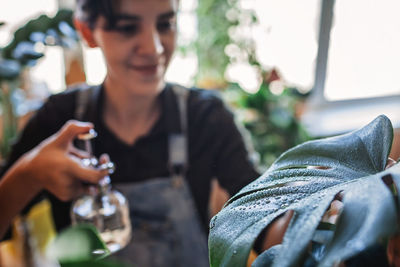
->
[0,9,79,161]
[0,10,127,267]
[209,115,400,266]
[194,0,309,168]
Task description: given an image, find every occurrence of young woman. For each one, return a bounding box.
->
[0,0,260,265]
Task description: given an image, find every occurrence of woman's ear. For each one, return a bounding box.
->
[73,18,98,48]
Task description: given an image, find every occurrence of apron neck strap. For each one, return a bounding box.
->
[168,84,189,178]
[74,84,101,152]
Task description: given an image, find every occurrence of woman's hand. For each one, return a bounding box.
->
[19,120,108,201]
[0,120,108,238]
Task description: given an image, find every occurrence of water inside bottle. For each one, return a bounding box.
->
[71,180,132,253]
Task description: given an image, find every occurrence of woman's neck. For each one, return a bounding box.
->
[101,80,162,145]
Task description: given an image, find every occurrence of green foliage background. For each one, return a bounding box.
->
[0,9,77,159]
[193,0,310,168]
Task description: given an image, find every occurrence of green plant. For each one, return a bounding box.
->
[0,11,128,266]
[209,115,400,266]
[46,224,127,267]
[0,9,78,159]
[194,0,309,168]
[225,82,310,168]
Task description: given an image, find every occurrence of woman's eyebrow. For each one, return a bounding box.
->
[158,11,176,20]
[113,11,176,22]
[114,14,140,22]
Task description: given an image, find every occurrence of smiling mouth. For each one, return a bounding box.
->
[129,64,160,75]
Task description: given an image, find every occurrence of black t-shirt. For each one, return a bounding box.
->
[1,83,260,232]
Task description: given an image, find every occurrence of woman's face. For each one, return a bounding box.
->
[91,0,178,96]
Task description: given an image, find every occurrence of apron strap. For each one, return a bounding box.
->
[74,84,101,152]
[74,84,101,121]
[168,84,189,182]
[75,85,93,120]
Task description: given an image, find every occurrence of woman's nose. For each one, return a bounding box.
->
[136,27,164,56]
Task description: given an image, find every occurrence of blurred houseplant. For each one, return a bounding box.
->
[0,10,124,267]
[195,0,310,168]
[0,9,152,267]
[0,9,79,160]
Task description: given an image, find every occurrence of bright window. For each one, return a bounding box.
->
[251,0,320,93]
[301,0,400,137]
[325,0,400,101]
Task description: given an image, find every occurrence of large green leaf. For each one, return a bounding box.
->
[46,224,129,267]
[46,224,109,263]
[209,115,399,266]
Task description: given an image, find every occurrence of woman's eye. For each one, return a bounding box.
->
[157,20,176,33]
[115,24,139,36]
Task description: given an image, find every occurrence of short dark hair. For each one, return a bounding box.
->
[75,0,118,29]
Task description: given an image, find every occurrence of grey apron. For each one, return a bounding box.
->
[76,84,209,267]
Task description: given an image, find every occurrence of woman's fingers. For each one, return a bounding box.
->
[99,153,110,164]
[47,174,86,201]
[69,145,91,159]
[386,157,397,170]
[261,210,294,251]
[387,235,400,267]
[15,120,103,202]
[67,156,108,184]
[53,120,94,148]
[322,199,344,224]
